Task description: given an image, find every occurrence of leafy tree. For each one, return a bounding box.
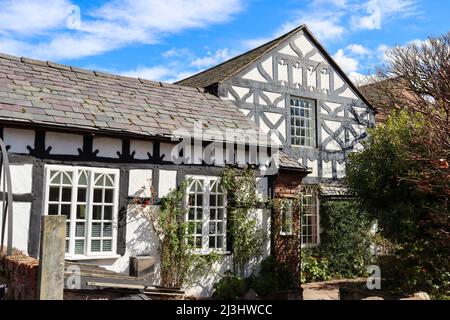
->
[346,111,449,294]
[361,32,449,247]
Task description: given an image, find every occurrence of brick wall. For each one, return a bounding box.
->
[272,169,306,287]
[0,250,39,300]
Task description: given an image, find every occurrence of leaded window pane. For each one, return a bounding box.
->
[290,97,316,147]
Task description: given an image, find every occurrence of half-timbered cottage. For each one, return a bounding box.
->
[178,24,376,248]
[0,24,374,298]
[0,49,310,297]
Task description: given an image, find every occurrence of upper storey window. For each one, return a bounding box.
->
[290,97,316,148]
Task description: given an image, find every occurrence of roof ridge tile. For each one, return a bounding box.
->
[47,61,71,71]
[0,53,21,62]
[21,57,47,66]
[70,65,95,75]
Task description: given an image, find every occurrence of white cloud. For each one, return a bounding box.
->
[120,65,195,83]
[348,71,373,85]
[376,44,390,61]
[0,0,71,35]
[346,44,370,56]
[121,66,173,81]
[333,49,359,73]
[162,48,192,59]
[0,0,244,60]
[278,14,345,42]
[354,0,417,30]
[299,18,345,41]
[191,48,235,68]
[241,37,272,50]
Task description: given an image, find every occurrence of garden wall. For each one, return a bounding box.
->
[0,250,39,300]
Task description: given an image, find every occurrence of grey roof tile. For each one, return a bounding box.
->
[278,151,309,171]
[0,53,277,147]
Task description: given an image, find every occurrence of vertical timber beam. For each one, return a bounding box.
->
[37,215,66,300]
[28,161,44,257]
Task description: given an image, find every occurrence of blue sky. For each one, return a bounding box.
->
[0,0,448,83]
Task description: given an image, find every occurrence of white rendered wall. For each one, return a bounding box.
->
[0,164,33,194]
[128,169,153,197]
[3,128,35,154]
[107,172,270,298]
[0,202,31,253]
[130,140,153,160]
[46,132,83,155]
[158,170,177,197]
[93,137,121,158]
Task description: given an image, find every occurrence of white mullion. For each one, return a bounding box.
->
[223,187,227,252]
[68,169,78,255]
[111,172,119,254]
[202,178,210,253]
[86,169,95,255]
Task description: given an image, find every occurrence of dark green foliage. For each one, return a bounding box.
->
[300,200,374,282]
[345,111,450,295]
[317,200,374,278]
[212,272,248,300]
[379,245,450,295]
[300,250,331,283]
[213,256,297,299]
[248,256,297,296]
[346,112,429,243]
[220,166,266,277]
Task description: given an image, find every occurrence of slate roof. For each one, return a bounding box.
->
[278,151,309,171]
[0,53,276,147]
[319,184,350,198]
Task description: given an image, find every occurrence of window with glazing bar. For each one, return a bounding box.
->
[300,185,319,246]
[186,176,226,253]
[44,165,119,257]
[290,97,316,147]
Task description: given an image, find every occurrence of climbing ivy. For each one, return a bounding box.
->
[220,166,266,277]
[132,180,220,289]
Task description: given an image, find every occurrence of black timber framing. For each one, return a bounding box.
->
[215,27,376,185]
[3,125,278,258]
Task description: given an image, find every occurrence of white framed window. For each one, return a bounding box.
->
[186,176,226,253]
[280,199,294,236]
[300,185,320,247]
[44,165,120,258]
[290,97,316,147]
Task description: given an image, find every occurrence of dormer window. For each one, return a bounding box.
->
[290,97,316,147]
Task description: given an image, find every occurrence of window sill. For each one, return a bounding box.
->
[193,250,231,256]
[65,254,121,261]
[280,233,294,237]
[290,145,317,150]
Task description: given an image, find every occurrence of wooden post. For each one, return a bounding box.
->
[37,215,66,300]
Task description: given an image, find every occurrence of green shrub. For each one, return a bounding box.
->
[301,250,331,283]
[379,244,450,295]
[213,256,297,298]
[317,200,374,278]
[299,200,374,282]
[213,272,248,300]
[248,256,297,296]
